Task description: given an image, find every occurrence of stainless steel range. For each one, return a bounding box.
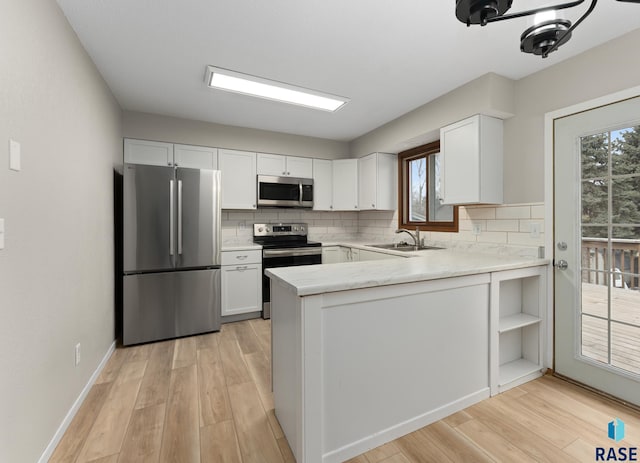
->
[253,223,322,319]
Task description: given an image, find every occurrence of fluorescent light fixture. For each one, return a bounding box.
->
[204,66,349,112]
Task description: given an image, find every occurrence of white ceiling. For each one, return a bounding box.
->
[56,0,640,142]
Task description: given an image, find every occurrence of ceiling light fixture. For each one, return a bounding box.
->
[204,66,349,112]
[455,0,640,58]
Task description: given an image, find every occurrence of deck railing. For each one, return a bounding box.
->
[582,238,640,289]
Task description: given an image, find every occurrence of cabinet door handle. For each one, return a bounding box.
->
[235,265,249,271]
[236,255,248,260]
[371,203,375,208]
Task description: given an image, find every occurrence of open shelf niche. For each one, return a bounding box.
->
[490,266,546,395]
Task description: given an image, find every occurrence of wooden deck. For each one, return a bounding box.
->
[581,282,640,375]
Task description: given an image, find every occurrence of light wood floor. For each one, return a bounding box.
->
[51,319,640,463]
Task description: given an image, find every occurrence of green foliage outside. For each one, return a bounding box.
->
[581,125,640,239]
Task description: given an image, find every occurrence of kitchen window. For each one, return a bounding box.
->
[398,141,458,232]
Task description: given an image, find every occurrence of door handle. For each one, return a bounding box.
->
[169,179,175,256]
[555,259,568,270]
[178,179,183,255]
[299,182,303,206]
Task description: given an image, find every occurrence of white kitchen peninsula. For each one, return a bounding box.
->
[266,251,548,463]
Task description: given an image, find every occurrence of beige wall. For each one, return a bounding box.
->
[349,29,640,204]
[505,28,640,203]
[123,111,350,159]
[0,1,122,461]
[349,73,515,157]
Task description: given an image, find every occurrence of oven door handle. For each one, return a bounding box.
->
[263,248,322,258]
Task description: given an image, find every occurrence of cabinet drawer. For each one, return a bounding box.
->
[221,249,262,265]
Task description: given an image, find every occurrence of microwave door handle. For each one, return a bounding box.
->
[169,179,175,256]
[299,181,303,205]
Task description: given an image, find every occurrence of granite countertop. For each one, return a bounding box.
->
[266,248,549,296]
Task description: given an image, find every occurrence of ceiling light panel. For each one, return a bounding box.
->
[204,66,349,112]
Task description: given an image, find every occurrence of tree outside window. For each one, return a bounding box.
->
[398,141,458,232]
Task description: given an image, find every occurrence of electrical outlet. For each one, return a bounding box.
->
[75,343,81,366]
[472,224,482,236]
[530,222,540,238]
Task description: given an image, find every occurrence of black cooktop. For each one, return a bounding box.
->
[253,237,322,249]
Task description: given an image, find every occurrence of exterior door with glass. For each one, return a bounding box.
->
[554,96,640,405]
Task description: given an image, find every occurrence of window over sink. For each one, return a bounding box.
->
[398,140,458,232]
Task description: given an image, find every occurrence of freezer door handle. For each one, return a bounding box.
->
[169,179,175,256]
[178,179,183,255]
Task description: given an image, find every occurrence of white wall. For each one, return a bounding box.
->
[123,111,350,160]
[0,1,122,461]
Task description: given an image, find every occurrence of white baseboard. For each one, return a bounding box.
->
[38,340,116,463]
[322,388,491,463]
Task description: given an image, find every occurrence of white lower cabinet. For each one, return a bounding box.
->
[323,246,405,264]
[221,249,262,317]
[490,266,546,395]
[322,246,341,264]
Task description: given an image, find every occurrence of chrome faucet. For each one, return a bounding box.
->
[395,227,421,248]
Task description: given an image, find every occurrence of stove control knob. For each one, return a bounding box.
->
[293,226,299,231]
[265,227,270,232]
[300,226,305,232]
[258,227,264,232]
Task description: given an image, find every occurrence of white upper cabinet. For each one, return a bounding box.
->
[257,153,285,176]
[219,149,257,210]
[124,139,173,166]
[257,153,313,178]
[358,152,397,210]
[440,114,503,205]
[174,144,218,169]
[286,156,313,178]
[332,159,359,211]
[313,159,333,211]
[124,139,217,170]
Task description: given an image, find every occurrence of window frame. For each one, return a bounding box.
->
[398,141,459,232]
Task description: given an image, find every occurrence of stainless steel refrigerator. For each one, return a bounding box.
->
[122,163,221,345]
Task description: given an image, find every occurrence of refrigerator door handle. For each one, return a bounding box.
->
[178,179,183,255]
[169,179,175,256]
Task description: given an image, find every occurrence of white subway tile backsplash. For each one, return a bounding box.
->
[465,207,496,220]
[486,219,519,232]
[221,202,546,255]
[450,231,478,242]
[530,204,545,219]
[495,206,531,220]
[508,232,545,246]
[459,219,486,231]
[479,231,508,243]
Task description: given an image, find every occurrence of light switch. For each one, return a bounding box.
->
[9,139,21,171]
[0,218,5,250]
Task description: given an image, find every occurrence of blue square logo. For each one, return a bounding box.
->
[608,418,625,442]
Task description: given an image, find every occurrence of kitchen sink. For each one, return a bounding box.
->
[366,243,444,252]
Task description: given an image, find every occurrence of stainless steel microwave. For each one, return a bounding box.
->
[257,175,313,208]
